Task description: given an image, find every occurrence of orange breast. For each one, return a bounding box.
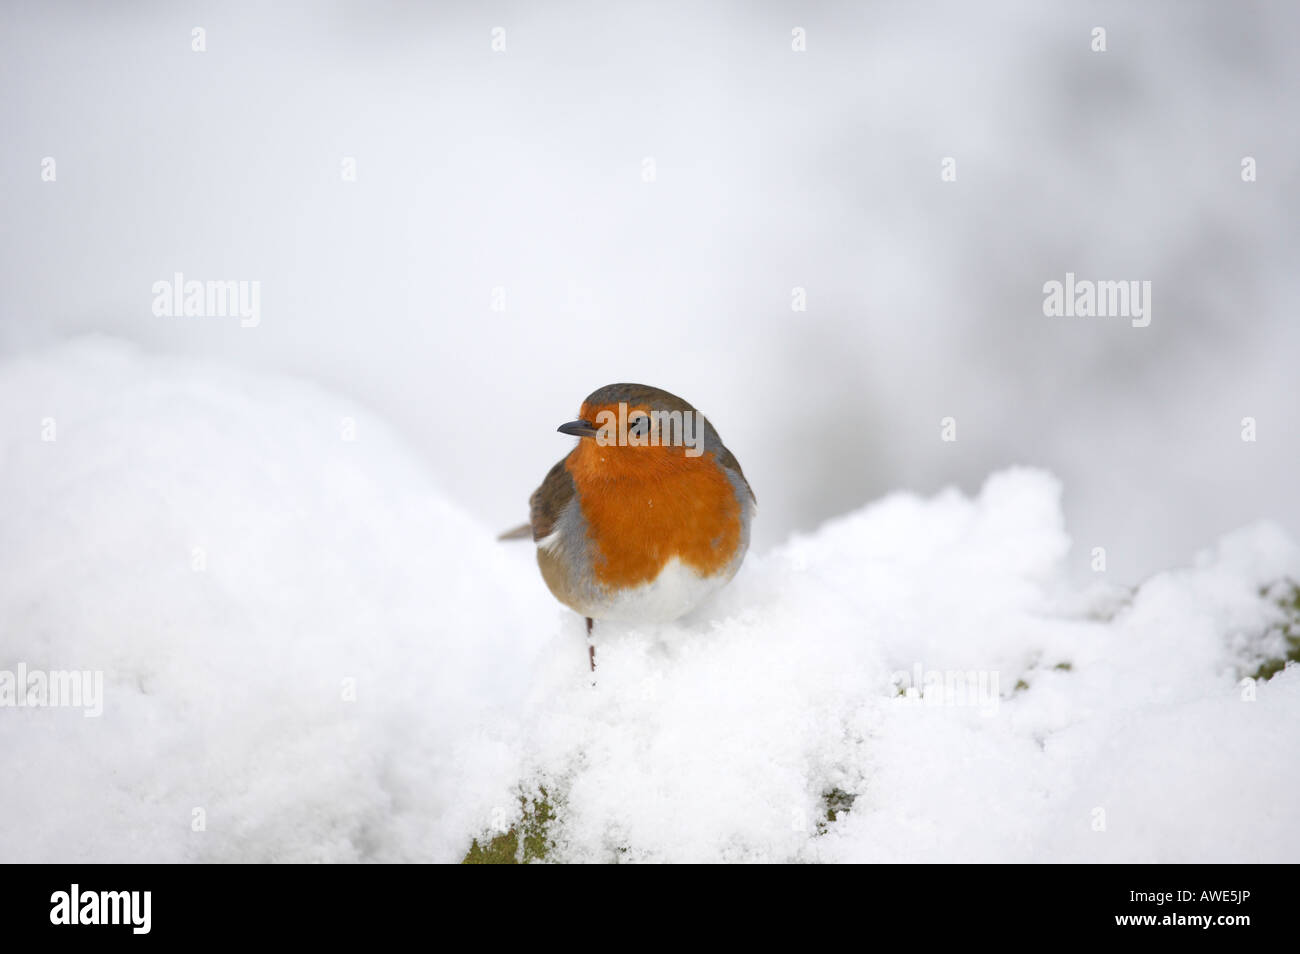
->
[565,439,742,589]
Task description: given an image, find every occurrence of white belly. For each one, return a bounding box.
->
[589,556,732,623]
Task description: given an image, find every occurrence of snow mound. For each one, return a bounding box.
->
[1,339,1297,862]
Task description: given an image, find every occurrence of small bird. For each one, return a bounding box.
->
[502,384,755,670]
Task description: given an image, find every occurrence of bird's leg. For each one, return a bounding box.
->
[586,617,595,672]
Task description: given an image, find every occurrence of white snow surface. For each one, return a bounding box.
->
[2,339,1297,863]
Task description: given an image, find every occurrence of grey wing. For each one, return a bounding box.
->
[529,458,578,541]
[716,445,756,505]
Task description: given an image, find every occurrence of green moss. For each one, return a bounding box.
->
[462,828,518,864]
[823,788,856,823]
[462,788,556,864]
[1053,661,1073,671]
[1013,679,1030,693]
[1251,580,1300,682]
[815,787,858,835]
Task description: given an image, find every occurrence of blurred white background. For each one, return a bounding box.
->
[3,0,1297,583]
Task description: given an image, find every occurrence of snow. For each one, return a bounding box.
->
[2,338,1297,863]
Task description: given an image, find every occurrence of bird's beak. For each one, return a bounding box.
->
[557,419,599,438]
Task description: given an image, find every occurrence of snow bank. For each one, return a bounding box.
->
[2,339,1297,862]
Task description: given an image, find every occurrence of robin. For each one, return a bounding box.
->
[502,383,755,670]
